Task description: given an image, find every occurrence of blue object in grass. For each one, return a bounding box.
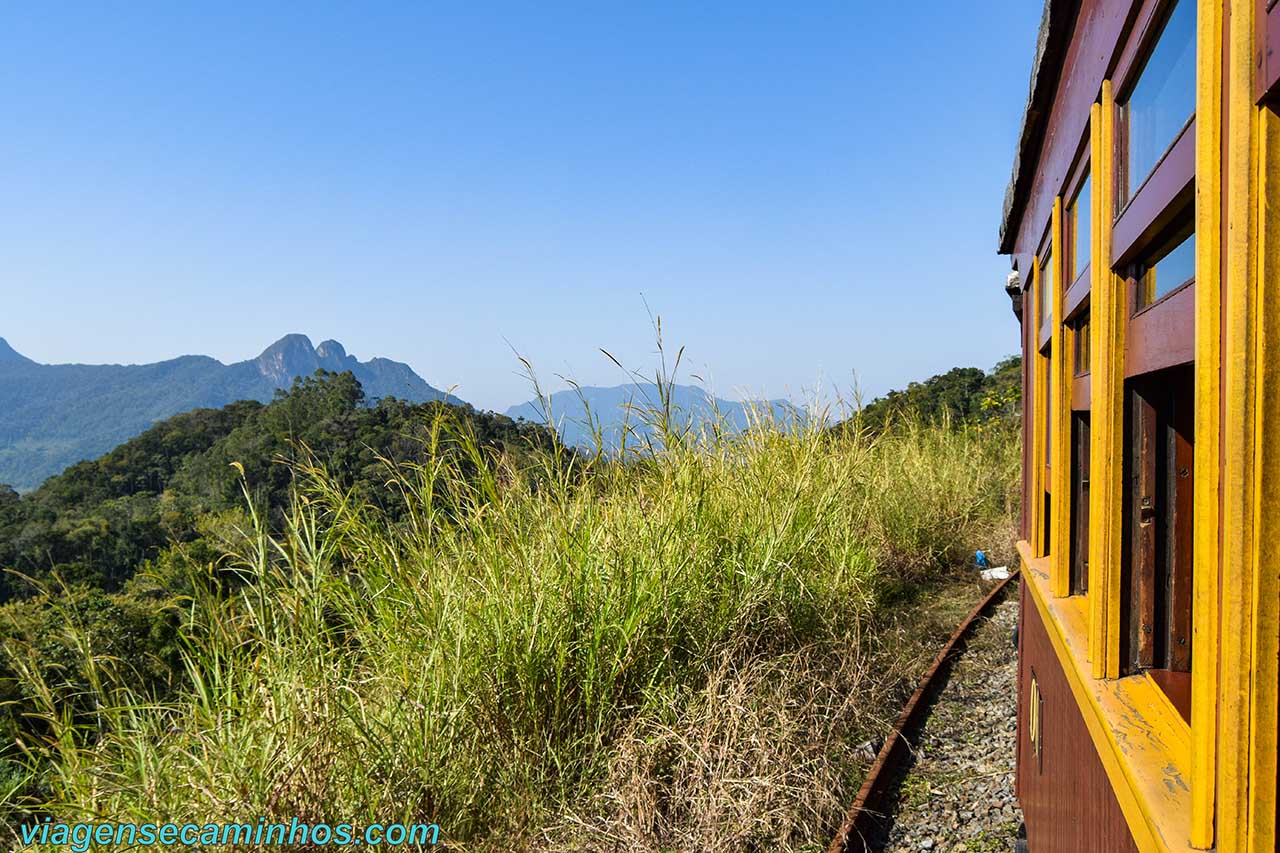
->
[975,549,990,569]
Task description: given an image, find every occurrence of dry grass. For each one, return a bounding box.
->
[535,574,999,853]
[541,637,875,852]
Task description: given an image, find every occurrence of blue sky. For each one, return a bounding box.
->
[2,2,1041,412]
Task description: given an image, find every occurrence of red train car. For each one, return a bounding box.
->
[999,1,1280,850]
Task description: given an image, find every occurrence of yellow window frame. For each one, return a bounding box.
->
[1050,195,1073,599]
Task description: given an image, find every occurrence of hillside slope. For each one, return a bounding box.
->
[0,369,546,604]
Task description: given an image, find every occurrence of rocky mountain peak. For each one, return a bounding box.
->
[254,334,321,384]
[316,339,349,362]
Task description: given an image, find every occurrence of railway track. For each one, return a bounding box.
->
[828,574,1022,853]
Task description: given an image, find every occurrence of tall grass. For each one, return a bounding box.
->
[6,395,1018,851]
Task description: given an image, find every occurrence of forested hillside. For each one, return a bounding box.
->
[0,371,555,790]
[850,356,1021,432]
[0,370,547,603]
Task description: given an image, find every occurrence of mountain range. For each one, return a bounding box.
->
[505,383,799,450]
[0,334,461,491]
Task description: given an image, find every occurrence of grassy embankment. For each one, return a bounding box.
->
[6,378,1018,852]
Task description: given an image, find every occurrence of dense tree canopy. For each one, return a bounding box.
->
[0,370,555,602]
[851,356,1021,433]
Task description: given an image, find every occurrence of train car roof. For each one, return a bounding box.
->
[998,0,1080,257]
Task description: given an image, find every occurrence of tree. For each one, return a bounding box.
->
[850,356,1022,433]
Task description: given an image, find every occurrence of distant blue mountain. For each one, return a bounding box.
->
[0,334,462,491]
[505,383,800,450]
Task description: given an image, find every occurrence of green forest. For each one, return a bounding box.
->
[850,355,1022,433]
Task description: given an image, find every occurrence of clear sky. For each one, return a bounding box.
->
[2,2,1042,412]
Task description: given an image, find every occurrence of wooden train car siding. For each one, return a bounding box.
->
[1019,543,1198,851]
[1000,2,1280,848]
[1017,580,1138,853]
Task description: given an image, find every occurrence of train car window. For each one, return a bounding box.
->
[1123,216,1196,380]
[1122,364,1195,719]
[1111,1,1196,712]
[1137,228,1195,309]
[1042,349,1053,557]
[1073,315,1091,376]
[1068,173,1092,281]
[1044,358,1053,470]
[1120,0,1196,204]
[1039,249,1054,333]
[1070,411,1091,596]
[1042,488,1052,557]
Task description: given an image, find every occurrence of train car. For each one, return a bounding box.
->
[999,1,1279,850]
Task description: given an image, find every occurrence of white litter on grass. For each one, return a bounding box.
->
[980,566,1011,581]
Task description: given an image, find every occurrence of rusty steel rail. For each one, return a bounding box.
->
[826,571,1019,853]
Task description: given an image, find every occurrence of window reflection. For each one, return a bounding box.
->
[1139,231,1195,308]
[1045,363,1053,467]
[1124,0,1196,199]
[1072,174,1091,280]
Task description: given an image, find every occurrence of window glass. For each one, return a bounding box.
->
[1075,315,1091,375]
[1070,412,1091,595]
[1040,250,1053,331]
[1139,231,1195,308]
[1072,174,1091,280]
[1125,0,1196,198]
[1045,363,1053,467]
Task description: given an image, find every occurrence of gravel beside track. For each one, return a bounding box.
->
[875,595,1023,852]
